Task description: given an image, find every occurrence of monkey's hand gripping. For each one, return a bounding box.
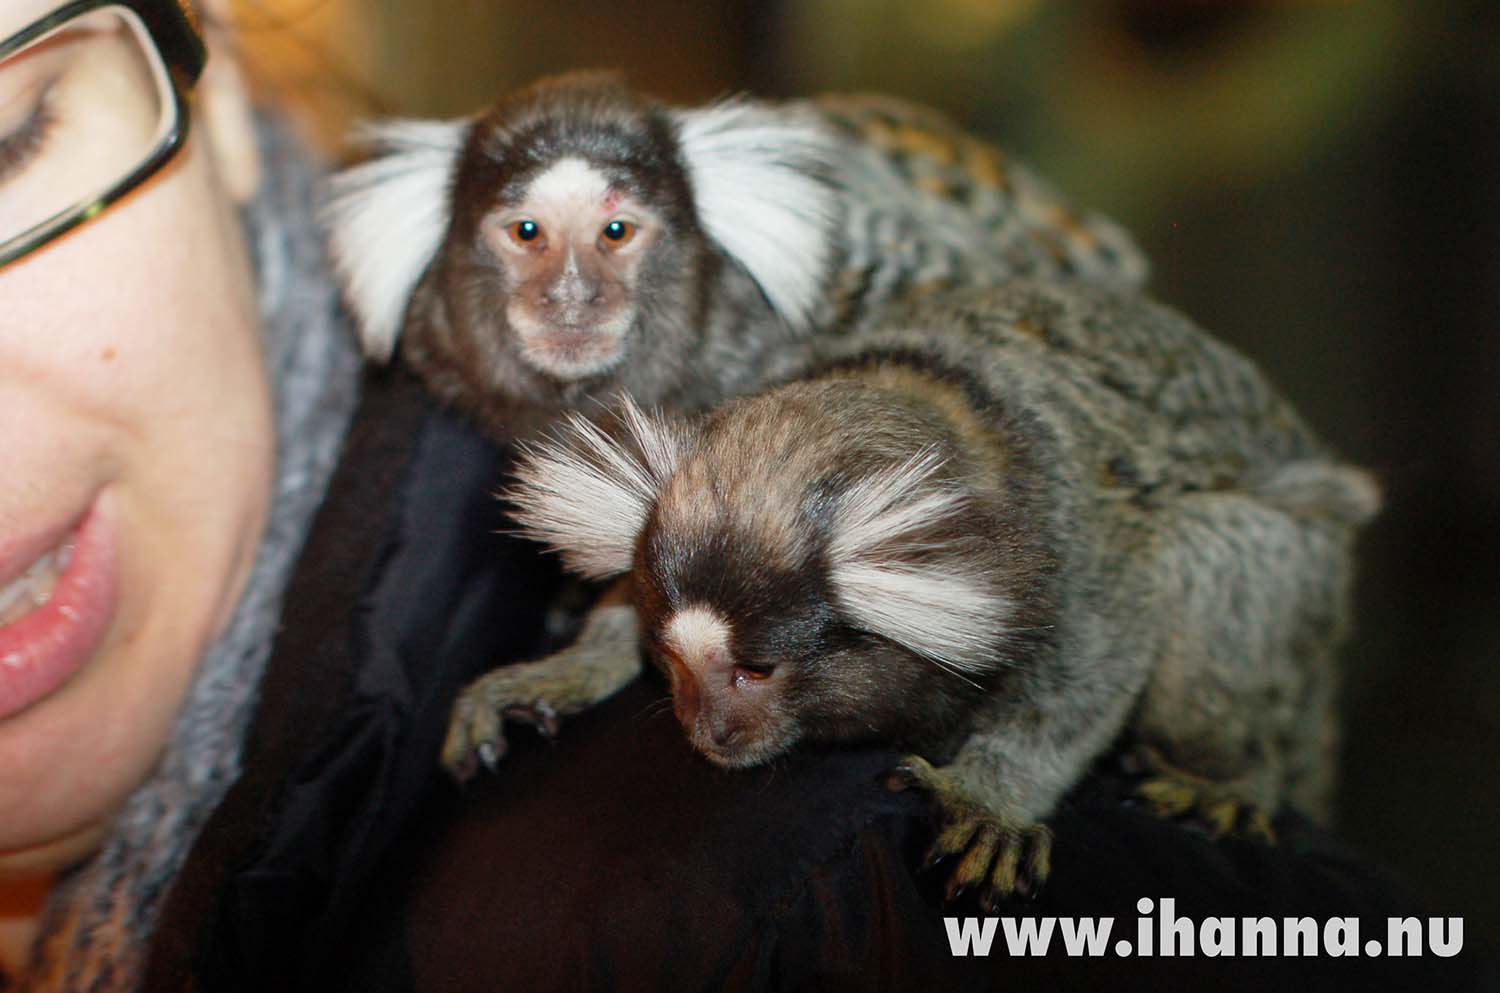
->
[441,603,641,782]
[886,754,1054,909]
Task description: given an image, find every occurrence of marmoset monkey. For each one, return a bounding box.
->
[322,72,1151,779]
[502,280,1379,906]
[324,72,1145,441]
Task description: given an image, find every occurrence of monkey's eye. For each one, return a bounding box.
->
[507,220,543,246]
[600,219,637,247]
[734,661,774,682]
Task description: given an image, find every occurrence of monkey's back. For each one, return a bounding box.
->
[809,280,1332,508]
[794,95,1150,334]
[814,281,1373,819]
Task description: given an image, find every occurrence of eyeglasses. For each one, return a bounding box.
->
[0,0,204,267]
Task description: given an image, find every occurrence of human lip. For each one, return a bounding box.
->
[0,497,117,720]
[0,501,80,593]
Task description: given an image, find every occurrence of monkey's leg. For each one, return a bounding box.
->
[441,591,641,782]
[1130,472,1361,837]
[886,606,1157,907]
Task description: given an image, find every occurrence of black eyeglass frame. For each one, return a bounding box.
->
[0,0,206,267]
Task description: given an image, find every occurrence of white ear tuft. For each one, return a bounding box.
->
[671,100,839,333]
[827,450,1009,677]
[506,398,687,579]
[322,118,469,361]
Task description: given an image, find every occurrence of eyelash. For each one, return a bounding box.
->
[0,80,59,185]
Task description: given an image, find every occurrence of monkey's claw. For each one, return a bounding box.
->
[883,755,943,794]
[1130,748,1276,844]
[1135,776,1275,843]
[440,629,644,783]
[441,669,572,782]
[886,755,1053,908]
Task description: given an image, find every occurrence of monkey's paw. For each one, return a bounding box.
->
[1128,747,1276,845]
[885,755,1053,908]
[441,647,641,782]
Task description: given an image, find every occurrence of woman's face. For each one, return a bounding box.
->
[0,0,270,875]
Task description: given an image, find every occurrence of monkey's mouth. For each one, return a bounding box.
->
[689,726,785,770]
[522,334,621,381]
[517,319,632,382]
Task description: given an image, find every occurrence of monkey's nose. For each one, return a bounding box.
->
[542,280,603,307]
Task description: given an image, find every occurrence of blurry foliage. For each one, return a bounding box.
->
[779,0,1409,219]
[229,0,768,154]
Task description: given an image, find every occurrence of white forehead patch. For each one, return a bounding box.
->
[664,605,732,664]
[523,157,614,212]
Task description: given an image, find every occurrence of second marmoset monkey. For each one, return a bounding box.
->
[323,71,1145,442]
[501,280,1379,905]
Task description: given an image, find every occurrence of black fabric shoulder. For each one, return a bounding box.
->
[146,366,568,991]
[333,677,1494,993]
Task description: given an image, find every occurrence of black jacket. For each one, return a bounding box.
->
[144,369,1494,993]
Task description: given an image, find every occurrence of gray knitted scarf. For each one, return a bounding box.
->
[20,114,363,991]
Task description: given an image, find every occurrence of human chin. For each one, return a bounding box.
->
[0,414,269,870]
[0,480,138,864]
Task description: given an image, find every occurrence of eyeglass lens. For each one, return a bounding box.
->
[0,5,173,252]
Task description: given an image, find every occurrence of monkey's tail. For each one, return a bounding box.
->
[1250,460,1383,529]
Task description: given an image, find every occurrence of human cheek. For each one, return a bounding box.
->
[0,131,273,861]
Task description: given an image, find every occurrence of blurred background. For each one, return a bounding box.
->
[231,0,1499,955]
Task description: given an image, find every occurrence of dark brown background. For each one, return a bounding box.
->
[236,0,1500,956]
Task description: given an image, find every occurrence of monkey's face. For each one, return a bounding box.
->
[641,602,802,769]
[633,492,906,770]
[424,86,713,411]
[477,157,660,382]
[503,385,1009,766]
[326,73,839,425]
[637,580,975,769]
